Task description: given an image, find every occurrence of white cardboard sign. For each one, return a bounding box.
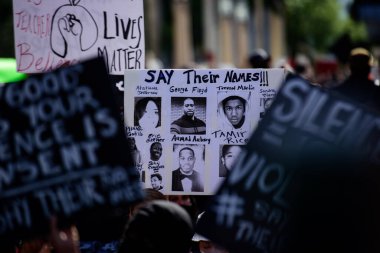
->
[124,68,285,195]
[13,0,144,74]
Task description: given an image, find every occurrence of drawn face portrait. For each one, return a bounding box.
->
[183,98,195,117]
[224,98,245,127]
[151,174,162,190]
[179,148,196,174]
[127,137,136,150]
[264,98,274,110]
[221,145,242,171]
[138,100,159,128]
[150,142,163,161]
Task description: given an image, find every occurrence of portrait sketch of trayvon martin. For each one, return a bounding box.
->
[217,91,253,132]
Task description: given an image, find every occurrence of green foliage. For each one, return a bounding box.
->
[342,19,368,43]
[285,0,354,55]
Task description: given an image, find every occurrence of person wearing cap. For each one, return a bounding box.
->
[248,48,271,68]
[332,47,380,112]
[128,188,167,218]
[192,212,229,253]
[118,200,194,253]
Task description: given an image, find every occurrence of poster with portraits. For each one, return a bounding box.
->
[124,68,285,195]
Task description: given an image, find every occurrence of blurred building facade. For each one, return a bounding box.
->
[144,0,287,68]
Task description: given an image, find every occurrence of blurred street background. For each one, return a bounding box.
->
[1,0,379,85]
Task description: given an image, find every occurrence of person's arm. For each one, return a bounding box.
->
[49,217,80,253]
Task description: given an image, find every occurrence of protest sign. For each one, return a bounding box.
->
[13,0,144,75]
[195,74,380,253]
[0,58,143,246]
[124,68,285,195]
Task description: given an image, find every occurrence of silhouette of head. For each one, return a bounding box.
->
[249,48,271,68]
[349,47,373,78]
[119,200,193,253]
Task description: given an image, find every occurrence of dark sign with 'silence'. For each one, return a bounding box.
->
[0,58,143,245]
[197,74,380,253]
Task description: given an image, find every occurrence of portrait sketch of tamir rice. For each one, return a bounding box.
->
[170,97,207,135]
[217,91,253,132]
[134,97,161,130]
[171,144,205,192]
[219,144,243,177]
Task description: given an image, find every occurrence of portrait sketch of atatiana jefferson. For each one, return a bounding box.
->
[134,97,161,130]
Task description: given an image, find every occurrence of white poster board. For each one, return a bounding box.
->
[124,68,285,195]
[13,0,144,74]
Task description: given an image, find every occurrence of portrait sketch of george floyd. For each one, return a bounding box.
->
[170,97,207,135]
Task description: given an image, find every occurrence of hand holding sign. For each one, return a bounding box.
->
[49,216,80,253]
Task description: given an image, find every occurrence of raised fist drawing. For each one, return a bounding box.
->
[50,0,98,58]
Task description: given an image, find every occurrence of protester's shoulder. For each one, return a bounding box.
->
[80,241,119,253]
[332,77,365,94]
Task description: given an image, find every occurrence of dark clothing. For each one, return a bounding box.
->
[153,185,163,191]
[172,168,204,192]
[80,241,118,253]
[332,75,380,112]
[118,200,193,253]
[171,115,206,134]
